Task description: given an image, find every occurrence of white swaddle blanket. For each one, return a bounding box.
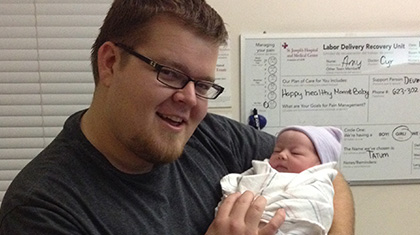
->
[218,159,337,235]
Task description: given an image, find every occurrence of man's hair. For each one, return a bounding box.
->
[91,0,228,85]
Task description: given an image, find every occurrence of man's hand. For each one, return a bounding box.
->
[206,191,285,235]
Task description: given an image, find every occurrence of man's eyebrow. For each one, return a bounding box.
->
[201,76,216,83]
[158,58,188,72]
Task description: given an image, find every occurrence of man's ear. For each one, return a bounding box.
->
[97,42,120,87]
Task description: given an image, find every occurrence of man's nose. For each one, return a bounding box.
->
[174,81,198,106]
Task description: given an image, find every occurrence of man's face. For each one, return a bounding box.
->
[269,130,321,173]
[103,16,220,165]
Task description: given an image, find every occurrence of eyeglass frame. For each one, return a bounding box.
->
[113,42,224,99]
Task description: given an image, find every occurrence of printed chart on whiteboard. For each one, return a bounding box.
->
[241,34,420,184]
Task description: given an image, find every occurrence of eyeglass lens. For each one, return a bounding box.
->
[158,67,218,98]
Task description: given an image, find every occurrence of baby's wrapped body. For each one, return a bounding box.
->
[218,160,337,235]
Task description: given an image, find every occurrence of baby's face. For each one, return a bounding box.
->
[269,130,320,173]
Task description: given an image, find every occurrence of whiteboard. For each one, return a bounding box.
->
[240,33,420,185]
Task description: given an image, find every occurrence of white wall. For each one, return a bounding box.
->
[207,0,420,234]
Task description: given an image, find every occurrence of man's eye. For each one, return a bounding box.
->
[196,82,212,91]
[160,69,179,80]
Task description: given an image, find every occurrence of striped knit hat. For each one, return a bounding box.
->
[278,126,343,163]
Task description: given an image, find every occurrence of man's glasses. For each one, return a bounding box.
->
[114,42,224,99]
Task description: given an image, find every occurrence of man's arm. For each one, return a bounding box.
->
[329,171,355,235]
[1,206,80,235]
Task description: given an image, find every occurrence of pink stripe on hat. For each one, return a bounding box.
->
[278,126,343,163]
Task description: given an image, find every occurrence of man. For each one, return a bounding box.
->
[0,0,354,234]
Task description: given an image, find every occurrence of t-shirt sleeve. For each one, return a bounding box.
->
[195,113,276,173]
[1,205,81,234]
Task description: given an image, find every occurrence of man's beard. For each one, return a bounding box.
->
[128,132,186,165]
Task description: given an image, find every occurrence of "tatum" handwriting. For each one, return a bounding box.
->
[367,149,390,159]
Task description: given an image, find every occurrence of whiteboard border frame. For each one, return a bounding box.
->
[240,32,420,185]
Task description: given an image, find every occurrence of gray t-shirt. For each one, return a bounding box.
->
[0,110,275,234]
